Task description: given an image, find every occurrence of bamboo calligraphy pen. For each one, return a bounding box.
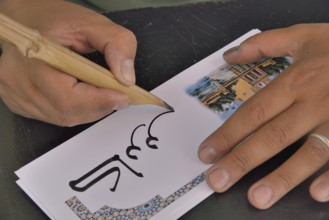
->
[0,13,174,111]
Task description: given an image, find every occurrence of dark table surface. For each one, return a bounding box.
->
[1,0,329,219]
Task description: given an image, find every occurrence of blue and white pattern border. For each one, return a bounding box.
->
[65,172,206,220]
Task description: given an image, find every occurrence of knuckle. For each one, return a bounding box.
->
[244,102,267,125]
[242,31,273,51]
[290,65,317,90]
[244,32,266,46]
[254,33,267,43]
[202,131,234,158]
[53,98,75,115]
[264,123,288,149]
[305,140,329,165]
[230,150,252,173]
[117,28,137,43]
[297,69,317,85]
[52,100,81,126]
[54,115,77,127]
[1,97,17,112]
[276,172,295,191]
[216,132,235,153]
[125,29,137,41]
[97,101,113,113]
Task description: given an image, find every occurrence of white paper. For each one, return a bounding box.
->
[15,29,277,220]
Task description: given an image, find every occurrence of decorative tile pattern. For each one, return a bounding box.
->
[66,172,206,219]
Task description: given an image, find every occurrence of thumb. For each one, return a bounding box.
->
[85,20,137,86]
[223,26,301,64]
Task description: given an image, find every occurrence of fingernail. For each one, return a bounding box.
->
[252,184,273,207]
[223,46,240,56]
[112,102,129,111]
[208,168,230,191]
[121,59,136,84]
[199,145,219,163]
[313,182,329,201]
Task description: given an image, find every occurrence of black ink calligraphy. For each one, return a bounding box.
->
[146,111,172,149]
[69,110,174,192]
[126,124,145,160]
[69,155,143,192]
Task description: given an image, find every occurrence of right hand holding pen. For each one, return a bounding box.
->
[0,0,137,126]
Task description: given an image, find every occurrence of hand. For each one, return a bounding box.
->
[198,24,329,209]
[0,0,137,126]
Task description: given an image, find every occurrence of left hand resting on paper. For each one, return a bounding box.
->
[199,24,329,209]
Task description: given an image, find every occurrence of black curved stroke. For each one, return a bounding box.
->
[146,110,174,149]
[69,155,143,192]
[126,124,145,160]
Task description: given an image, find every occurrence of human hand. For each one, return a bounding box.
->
[0,0,137,126]
[198,24,329,209]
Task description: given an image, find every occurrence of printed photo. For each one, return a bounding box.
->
[186,57,290,120]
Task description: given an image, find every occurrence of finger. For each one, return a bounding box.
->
[248,125,329,209]
[199,64,297,163]
[29,61,130,126]
[204,101,325,194]
[84,20,137,86]
[223,25,308,64]
[310,170,329,202]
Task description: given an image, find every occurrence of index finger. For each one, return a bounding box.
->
[223,24,314,64]
[84,19,137,86]
[198,63,297,163]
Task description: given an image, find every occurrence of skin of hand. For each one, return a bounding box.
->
[0,0,137,126]
[198,24,329,209]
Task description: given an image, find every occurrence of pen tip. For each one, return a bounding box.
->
[164,102,175,112]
